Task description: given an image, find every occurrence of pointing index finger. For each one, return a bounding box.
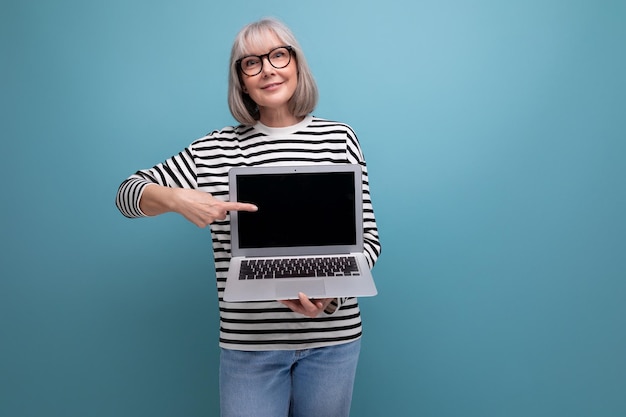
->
[221,201,258,212]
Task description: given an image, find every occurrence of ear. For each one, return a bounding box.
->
[242,85,249,94]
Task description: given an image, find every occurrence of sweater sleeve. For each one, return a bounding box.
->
[115,147,197,218]
[324,124,382,315]
[344,126,382,269]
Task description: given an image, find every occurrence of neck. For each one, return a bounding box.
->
[258,107,303,127]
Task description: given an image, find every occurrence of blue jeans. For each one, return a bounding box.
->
[219,339,361,417]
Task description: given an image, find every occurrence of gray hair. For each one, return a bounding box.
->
[228,18,319,125]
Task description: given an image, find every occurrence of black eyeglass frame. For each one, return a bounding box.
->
[236,45,294,76]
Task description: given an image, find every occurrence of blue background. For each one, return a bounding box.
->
[2,0,625,416]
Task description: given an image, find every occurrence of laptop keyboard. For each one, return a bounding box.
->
[238,256,360,280]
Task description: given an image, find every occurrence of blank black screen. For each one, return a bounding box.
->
[236,171,357,249]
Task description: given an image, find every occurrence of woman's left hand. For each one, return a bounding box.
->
[278,293,334,318]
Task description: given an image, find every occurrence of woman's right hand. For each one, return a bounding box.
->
[140,184,258,228]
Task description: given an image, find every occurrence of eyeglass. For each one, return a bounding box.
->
[236,45,294,76]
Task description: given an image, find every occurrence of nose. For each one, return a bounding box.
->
[260,56,275,75]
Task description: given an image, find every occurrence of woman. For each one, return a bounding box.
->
[116,17,381,417]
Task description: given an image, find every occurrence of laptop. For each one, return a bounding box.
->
[223,164,377,302]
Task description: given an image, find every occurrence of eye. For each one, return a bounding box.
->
[243,57,260,68]
[271,48,290,60]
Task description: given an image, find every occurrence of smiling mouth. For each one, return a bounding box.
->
[261,82,282,90]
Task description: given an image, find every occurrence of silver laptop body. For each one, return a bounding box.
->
[223,164,377,302]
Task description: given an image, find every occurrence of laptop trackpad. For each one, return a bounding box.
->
[276,279,326,299]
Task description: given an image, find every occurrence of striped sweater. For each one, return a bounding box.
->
[116,115,381,350]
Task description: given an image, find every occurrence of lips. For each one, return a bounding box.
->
[261,82,283,90]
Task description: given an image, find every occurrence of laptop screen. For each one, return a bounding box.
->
[235,171,357,249]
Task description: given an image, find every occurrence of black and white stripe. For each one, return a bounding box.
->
[116,116,381,350]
